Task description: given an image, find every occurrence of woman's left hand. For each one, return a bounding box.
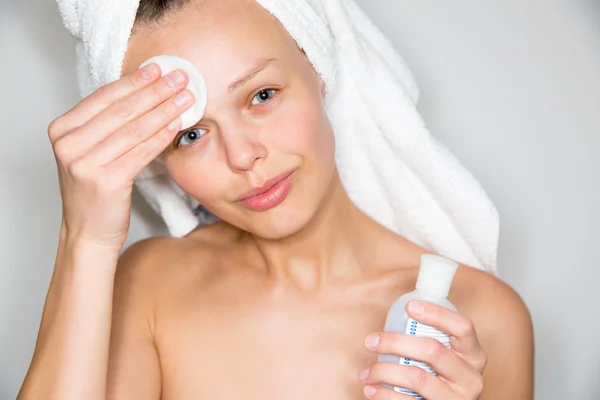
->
[359,300,487,399]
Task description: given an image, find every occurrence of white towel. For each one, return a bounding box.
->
[55,0,500,274]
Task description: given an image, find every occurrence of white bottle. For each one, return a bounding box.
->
[377,254,459,399]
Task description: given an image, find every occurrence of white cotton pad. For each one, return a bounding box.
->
[139,55,208,131]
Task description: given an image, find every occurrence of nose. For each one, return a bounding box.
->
[220,124,267,172]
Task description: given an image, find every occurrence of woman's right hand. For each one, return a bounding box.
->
[48,63,194,250]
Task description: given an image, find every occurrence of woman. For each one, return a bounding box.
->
[19,0,534,398]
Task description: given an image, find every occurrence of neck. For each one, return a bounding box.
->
[246,169,385,292]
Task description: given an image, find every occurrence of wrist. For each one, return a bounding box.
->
[59,223,124,254]
[57,227,122,274]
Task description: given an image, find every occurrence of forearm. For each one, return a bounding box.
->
[18,232,120,400]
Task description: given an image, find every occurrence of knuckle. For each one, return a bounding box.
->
[474,375,485,395]
[369,362,386,379]
[456,319,476,338]
[112,99,134,119]
[481,350,488,368]
[151,80,168,98]
[93,84,111,104]
[53,137,73,161]
[68,159,91,180]
[424,339,447,363]
[406,367,429,391]
[126,73,142,90]
[475,349,488,372]
[467,374,485,397]
[124,118,144,141]
[384,332,404,350]
[153,87,176,114]
[420,300,431,314]
[68,161,123,193]
[47,118,65,141]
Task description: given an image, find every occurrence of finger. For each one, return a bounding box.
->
[84,89,194,166]
[60,69,190,159]
[361,364,457,400]
[48,63,161,142]
[363,385,414,399]
[407,300,483,356]
[367,332,475,386]
[107,117,182,179]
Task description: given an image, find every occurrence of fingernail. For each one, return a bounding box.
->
[166,70,185,88]
[358,368,370,381]
[139,63,157,80]
[364,385,377,397]
[409,300,426,315]
[365,334,380,350]
[174,91,193,107]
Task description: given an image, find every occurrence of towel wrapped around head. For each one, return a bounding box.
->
[55,0,500,274]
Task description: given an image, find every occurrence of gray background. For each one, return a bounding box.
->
[1,0,599,398]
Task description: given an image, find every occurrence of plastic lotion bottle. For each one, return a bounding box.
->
[377,254,459,399]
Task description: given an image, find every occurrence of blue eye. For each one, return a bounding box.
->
[251,89,276,105]
[177,128,207,147]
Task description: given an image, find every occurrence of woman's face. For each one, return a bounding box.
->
[122,0,336,239]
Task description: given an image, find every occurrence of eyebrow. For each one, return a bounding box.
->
[228,57,278,93]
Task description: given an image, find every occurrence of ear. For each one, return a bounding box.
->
[319,76,326,100]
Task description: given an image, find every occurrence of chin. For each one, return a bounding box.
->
[219,184,322,240]
[244,203,317,240]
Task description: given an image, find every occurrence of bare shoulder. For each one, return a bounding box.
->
[115,235,202,291]
[450,266,533,342]
[106,225,239,397]
[118,222,238,279]
[451,265,535,399]
[114,222,241,306]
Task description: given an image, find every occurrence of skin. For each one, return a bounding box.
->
[18,0,533,399]
[116,1,534,398]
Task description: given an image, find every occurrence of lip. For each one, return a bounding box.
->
[238,169,295,212]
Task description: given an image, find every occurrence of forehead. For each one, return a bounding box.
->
[122,0,296,80]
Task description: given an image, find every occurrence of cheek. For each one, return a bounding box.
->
[166,155,228,204]
[270,99,335,165]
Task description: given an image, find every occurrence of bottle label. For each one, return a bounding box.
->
[394,318,451,399]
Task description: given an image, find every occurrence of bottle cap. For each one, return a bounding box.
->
[416,254,459,298]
